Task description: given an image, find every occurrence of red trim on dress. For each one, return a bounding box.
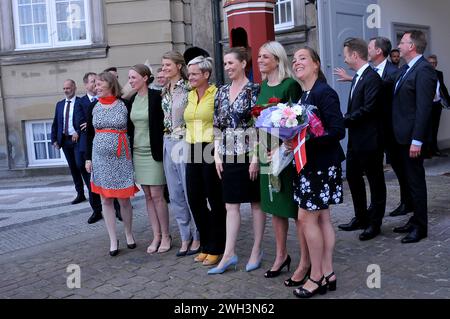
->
[91,182,140,198]
[98,96,117,104]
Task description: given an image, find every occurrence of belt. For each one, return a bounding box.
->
[165,133,184,140]
[95,129,130,159]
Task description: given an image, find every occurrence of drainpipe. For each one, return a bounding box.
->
[211,0,224,85]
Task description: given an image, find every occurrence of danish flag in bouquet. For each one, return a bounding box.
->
[254,100,325,174]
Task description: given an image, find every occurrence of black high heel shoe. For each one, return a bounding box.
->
[284,266,311,287]
[293,276,327,298]
[264,255,291,278]
[110,240,119,256]
[127,236,137,249]
[325,271,336,291]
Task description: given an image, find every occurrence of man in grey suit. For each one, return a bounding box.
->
[391,30,437,243]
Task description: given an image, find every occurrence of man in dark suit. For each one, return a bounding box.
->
[51,79,86,205]
[427,55,449,157]
[368,37,414,218]
[391,30,437,243]
[74,72,103,224]
[337,38,386,241]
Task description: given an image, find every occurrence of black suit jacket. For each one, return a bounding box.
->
[380,60,401,147]
[127,89,165,162]
[73,95,95,152]
[51,97,82,146]
[392,56,437,145]
[345,66,383,152]
[437,70,450,108]
[303,79,346,171]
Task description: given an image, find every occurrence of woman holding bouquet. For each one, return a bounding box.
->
[289,47,345,298]
[209,47,264,274]
[255,41,303,277]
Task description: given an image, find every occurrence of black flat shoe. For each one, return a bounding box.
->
[265,255,291,278]
[284,266,311,287]
[186,247,201,256]
[293,276,327,298]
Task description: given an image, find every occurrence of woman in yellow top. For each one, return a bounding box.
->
[184,56,227,265]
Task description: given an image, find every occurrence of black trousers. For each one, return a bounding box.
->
[385,140,414,208]
[186,143,226,255]
[74,144,102,214]
[61,136,84,195]
[346,148,387,228]
[395,144,428,234]
[431,102,443,153]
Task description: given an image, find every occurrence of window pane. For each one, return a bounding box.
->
[33,4,47,23]
[19,0,31,5]
[34,24,48,43]
[46,122,52,140]
[57,22,71,41]
[32,123,45,141]
[280,3,286,24]
[72,1,85,17]
[20,26,34,44]
[274,5,279,24]
[34,142,47,160]
[32,0,46,3]
[286,2,292,23]
[48,142,61,159]
[56,2,69,22]
[19,5,33,24]
[71,21,86,40]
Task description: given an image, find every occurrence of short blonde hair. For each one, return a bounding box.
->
[188,56,214,79]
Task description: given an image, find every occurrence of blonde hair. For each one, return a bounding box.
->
[259,41,292,81]
[97,72,122,98]
[188,56,214,79]
[162,51,188,80]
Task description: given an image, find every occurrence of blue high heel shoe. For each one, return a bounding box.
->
[245,251,264,272]
[208,255,238,275]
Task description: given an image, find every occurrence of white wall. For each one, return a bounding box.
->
[378,0,450,149]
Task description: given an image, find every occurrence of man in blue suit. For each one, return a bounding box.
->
[74,72,103,223]
[391,30,437,243]
[51,79,86,205]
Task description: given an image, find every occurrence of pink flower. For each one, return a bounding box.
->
[282,107,297,121]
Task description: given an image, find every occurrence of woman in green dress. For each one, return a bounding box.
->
[256,41,303,277]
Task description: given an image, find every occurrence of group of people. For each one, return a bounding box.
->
[50,29,446,298]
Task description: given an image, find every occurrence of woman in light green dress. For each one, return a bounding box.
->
[128,64,169,254]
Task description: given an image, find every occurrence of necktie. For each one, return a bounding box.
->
[394,64,410,93]
[372,66,379,72]
[64,100,71,135]
[350,74,359,99]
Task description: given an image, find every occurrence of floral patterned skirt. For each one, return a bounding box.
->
[293,165,343,211]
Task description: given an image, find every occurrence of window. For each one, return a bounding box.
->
[274,0,294,31]
[12,0,91,50]
[25,120,67,166]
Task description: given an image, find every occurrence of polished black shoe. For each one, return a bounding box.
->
[127,237,137,249]
[401,228,427,244]
[389,203,413,217]
[359,226,381,241]
[293,276,327,298]
[186,247,201,256]
[284,266,311,287]
[264,255,291,278]
[71,194,86,205]
[87,211,103,224]
[110,240,119,256]
[393,222,414,233]
[324,272,337,291]
[176,249,188,257]
[338,217,368,231]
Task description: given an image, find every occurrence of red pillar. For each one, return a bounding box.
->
[224,0,276,83]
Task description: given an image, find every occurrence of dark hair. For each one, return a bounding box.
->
[427,54,437,60]
[225,47,249,63]
[344,38,368,61]
[297,46,327,83]
[131,64,154,85]
[404,30,427,54]
[97,72,122,98]
[104,67,118,73]
[370,37,392,58]
[83,72,97,84]
[390,49,400,54]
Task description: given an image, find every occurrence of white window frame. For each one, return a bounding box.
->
[25,120,67,167]
[274,0,294,31]
[12,0,92,50]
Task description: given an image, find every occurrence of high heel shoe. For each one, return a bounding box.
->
[109,240,119,257]
[324,271,337,291]
[293,276,327,298]
[284,266,311,287]
[127,236,137,249]
[158,235,172,253]
[146,236,161,254]
[208,255,238,275]
[264,255,291,278]
[246,251,264,272]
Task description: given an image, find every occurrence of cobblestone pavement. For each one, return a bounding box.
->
[0,156,449,299]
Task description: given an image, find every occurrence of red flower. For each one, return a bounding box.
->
[251,106,265,118]
[268,97,281,104]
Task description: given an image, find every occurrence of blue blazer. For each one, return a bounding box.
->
[74,95,96,152]
[51,97,82,146]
